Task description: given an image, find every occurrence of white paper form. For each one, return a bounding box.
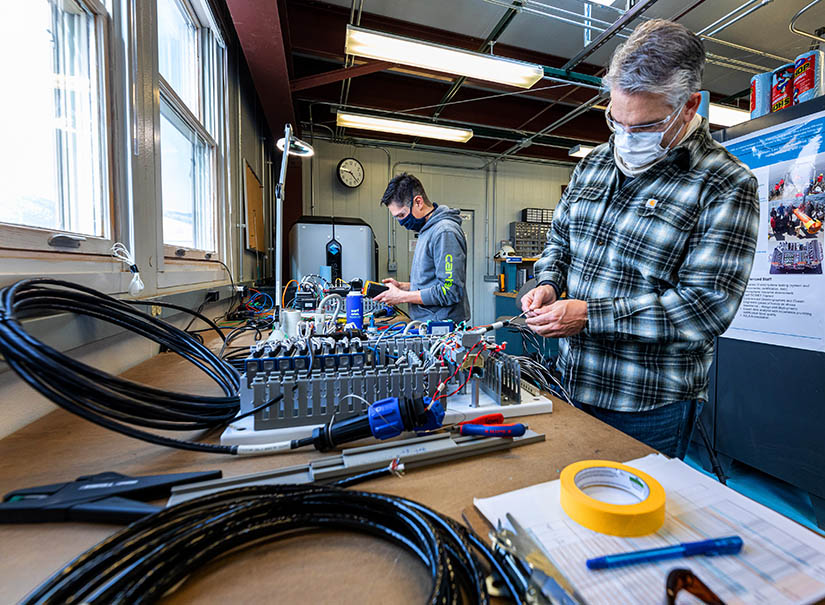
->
[475,454,825,604]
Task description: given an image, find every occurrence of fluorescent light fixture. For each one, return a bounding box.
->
[345,25,544,89]
[708,103,749,127]
[336,112,474,143]
[588,0,620,5]
[568,144,595,158]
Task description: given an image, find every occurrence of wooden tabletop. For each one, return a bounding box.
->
[0,347,653,604]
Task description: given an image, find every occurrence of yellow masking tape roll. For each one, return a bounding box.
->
[560,460,665,537]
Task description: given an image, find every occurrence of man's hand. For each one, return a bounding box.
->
[382,278,410,291]
[374,282,410,306]
[521,284,557,314]
[525,299,587,337]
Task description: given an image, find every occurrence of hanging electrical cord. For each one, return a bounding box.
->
[111,242,144,297]
[21,484,522,605]
[0,279,252,454]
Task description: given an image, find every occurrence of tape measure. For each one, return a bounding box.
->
[560,460,665,537]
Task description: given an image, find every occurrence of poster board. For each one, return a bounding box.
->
[720,108,825,352]
[244,161,265,252]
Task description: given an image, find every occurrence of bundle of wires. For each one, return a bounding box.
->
[0,279,246,454]
[508,353,574,406]
[22,484,521,605]
[245,289,275,315]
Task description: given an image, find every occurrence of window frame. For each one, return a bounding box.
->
[154,0,229,287]
[0,0,118,258]
[0,0,232,295]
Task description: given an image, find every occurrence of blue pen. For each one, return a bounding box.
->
[586,536,743,570]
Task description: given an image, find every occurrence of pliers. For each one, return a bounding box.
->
[453,413,528,437]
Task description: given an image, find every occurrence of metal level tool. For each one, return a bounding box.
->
[168,430,545,506]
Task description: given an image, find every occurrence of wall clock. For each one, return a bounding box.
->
[336,158,364,188]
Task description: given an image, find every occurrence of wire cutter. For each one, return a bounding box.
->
[0,470,222,524]
[453,413,528,437]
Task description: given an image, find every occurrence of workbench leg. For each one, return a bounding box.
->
[694,417,727,485]
[810,494,825,530]
[715,452,735,477]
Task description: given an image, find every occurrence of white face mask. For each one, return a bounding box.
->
[607,102,686,176]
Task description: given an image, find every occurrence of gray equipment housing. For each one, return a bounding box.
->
[289,216,377,282]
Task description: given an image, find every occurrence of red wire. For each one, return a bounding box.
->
[440,346,485,400]
[433,342,483,402]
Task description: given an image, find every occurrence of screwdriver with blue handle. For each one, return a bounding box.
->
[452,413,528,437]
[587,536,743,570]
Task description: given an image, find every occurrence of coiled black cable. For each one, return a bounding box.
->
[22,485,521,605]
[0,279,243,454]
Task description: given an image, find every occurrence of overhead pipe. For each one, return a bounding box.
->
[704,0,773,37]
[484,0,618,37]
[305,130,574,167]
[336,0,365,138]
[307,99,604,149]
[372,146,396,269]
[706,52,772,74]
[561,0,659,70]
[699,35,792,64]
[670,0,710,22]
[482,91,608,167]
[491,162,497,275]
[486,0,789,70]
[697,0,761,34]
[790,0,825,44]
[430,1,523,122]
[583,1,592,47]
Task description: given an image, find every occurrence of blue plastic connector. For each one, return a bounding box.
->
[367,397,405,440]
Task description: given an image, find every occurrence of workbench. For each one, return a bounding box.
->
[0,348,653,603]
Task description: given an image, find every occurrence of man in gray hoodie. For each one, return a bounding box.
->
[374,173,470,324]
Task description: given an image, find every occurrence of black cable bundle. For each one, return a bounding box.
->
[0,279,241,454]
[22,484,521,604]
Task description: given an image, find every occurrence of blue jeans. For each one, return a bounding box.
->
[574,399,705,459]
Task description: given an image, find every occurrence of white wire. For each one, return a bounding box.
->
[318,294,343,334]
[297,320,313,339]
[340,393,371,407]
[402,320,423,335]
[111,242,144,297]
[545,371,575,407]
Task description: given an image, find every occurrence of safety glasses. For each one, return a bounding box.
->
[666,568,726,605]
[605,101,683,134]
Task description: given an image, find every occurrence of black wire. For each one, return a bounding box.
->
[214,258,239,322]
[230,394,284,423]
[332,466,397,488]
[22,485,516,604]
[0,279,243,455]
[127,299,226,343]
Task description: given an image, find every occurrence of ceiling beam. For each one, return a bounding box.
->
[290,61,393,93]
[225,0,295,133]
[287,0,602,108]
[293,67,611,143]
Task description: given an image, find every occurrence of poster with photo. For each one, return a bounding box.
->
[721,109,825,352]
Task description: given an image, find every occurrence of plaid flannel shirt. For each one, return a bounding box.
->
[535,119,759,411]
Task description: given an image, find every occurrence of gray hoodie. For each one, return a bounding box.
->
[409,205,470,324]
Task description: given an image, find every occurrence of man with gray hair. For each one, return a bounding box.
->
[521,20,759,458]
